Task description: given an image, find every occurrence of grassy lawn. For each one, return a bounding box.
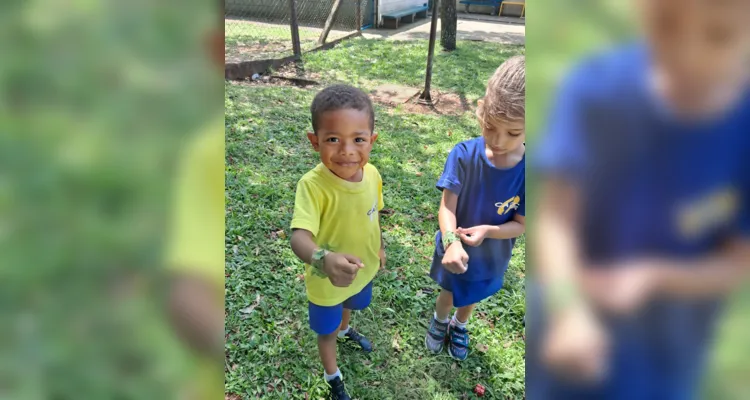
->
[303,39,524,102]
[225,38,525,399]
[225,20,351,62]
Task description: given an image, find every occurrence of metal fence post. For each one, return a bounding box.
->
[355,0,362,31]
[289,0,302,59]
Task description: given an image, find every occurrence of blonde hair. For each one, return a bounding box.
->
[478,55,525,123]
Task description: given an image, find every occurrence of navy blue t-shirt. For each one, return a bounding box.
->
[433,137,525,282]
[530,42,750,399]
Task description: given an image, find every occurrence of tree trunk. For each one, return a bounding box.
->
[440,0,457,51]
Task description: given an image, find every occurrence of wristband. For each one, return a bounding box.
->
[545,281,583,315]
[442,231,461,250]
[310,248,329,278]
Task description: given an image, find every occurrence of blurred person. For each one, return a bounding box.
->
[528,0,750,399]
[163,4,224,400]
[290,85,386,400]
[424,56,526,361]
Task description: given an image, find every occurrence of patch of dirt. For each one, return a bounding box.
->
[402,90,473,116]
[228,62,322,88]
[370,84,473,116]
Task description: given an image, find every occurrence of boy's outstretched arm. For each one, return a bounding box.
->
[589,238,750,306]
[439,190,470,274]
[535,178,609,382]
[290,228,320,265]
[459,215,525,244]
[291,229,365,287]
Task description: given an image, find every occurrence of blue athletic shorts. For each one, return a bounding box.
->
[308,281,373,335]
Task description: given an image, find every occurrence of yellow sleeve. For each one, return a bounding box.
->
[375,167,385,211]
[290,178,322,236]
[166,120,225,288]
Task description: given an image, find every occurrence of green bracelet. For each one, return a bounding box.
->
[545,281,583,315]
[442,231,461,250]
[310,248,329,278]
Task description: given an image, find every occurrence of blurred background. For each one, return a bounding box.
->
[527,0,750,398]
[0,0,222,398]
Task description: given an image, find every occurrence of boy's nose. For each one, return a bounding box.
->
[341,142,356,155]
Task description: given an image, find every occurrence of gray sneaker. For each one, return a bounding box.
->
[425,315,450,353]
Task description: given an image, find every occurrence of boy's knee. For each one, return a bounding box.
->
[318,331,339,342]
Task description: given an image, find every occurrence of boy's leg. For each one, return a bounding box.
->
[426,290,453,353]
[338,283,373,352]
[436,289,454,320]
[318,331,339,375]
[339,308,352,332]
[447,303,476,361]
[309,302,351,399]
[455,303,476,325]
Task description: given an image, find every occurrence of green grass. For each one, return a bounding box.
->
[304,39,524,102]
[225,39,525,399]
[225,20,347,61]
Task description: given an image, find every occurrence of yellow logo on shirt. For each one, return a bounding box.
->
[496,196,521,215]
[677,187,738,239]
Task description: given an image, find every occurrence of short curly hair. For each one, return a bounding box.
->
[478,55,525,124]
[310,84,375,133]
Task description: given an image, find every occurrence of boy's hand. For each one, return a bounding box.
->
[583,262,660,315]
[542,304,609,383]
[323,252,365,287]
[442,242,469,274]
[458,225,490,247]
[379,248,387,270]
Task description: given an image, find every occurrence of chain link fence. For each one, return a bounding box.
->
[225,0,371,63]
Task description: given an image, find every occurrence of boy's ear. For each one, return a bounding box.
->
[307,132,320,151]
[476,99,485,120]
[371,132,378,144]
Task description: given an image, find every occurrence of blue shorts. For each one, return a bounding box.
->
[430,260,504,307]
[308,281,373,335]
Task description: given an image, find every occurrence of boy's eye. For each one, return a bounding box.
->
[355,137,367,143]
[326,137,339,143]
[509,131,523,137]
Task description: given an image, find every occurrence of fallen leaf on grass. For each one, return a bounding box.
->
[392,334,402,351]
[476,343,489,353]
[416,172,423,177]
[503,341,512,348]
[270,230,286,240]
[240,294,261,317]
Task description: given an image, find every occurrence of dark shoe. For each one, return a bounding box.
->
[447,323,470,361]
[341,327,373,353]
[425,315,450,354]
[327,376,351,400]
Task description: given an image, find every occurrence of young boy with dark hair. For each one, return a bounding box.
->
[290,84,386,400]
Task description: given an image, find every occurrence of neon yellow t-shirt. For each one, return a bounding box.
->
[165,118,225,400]
[166,119,225,288]
[291,163,384,306]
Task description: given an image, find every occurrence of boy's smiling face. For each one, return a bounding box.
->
[639,0,750,116]
[307,108,377,182]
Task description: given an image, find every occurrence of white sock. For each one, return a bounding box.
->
[324,368,342,382]
[434,311,450,324]
[337,326,350,338]
[452,313,468,329]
